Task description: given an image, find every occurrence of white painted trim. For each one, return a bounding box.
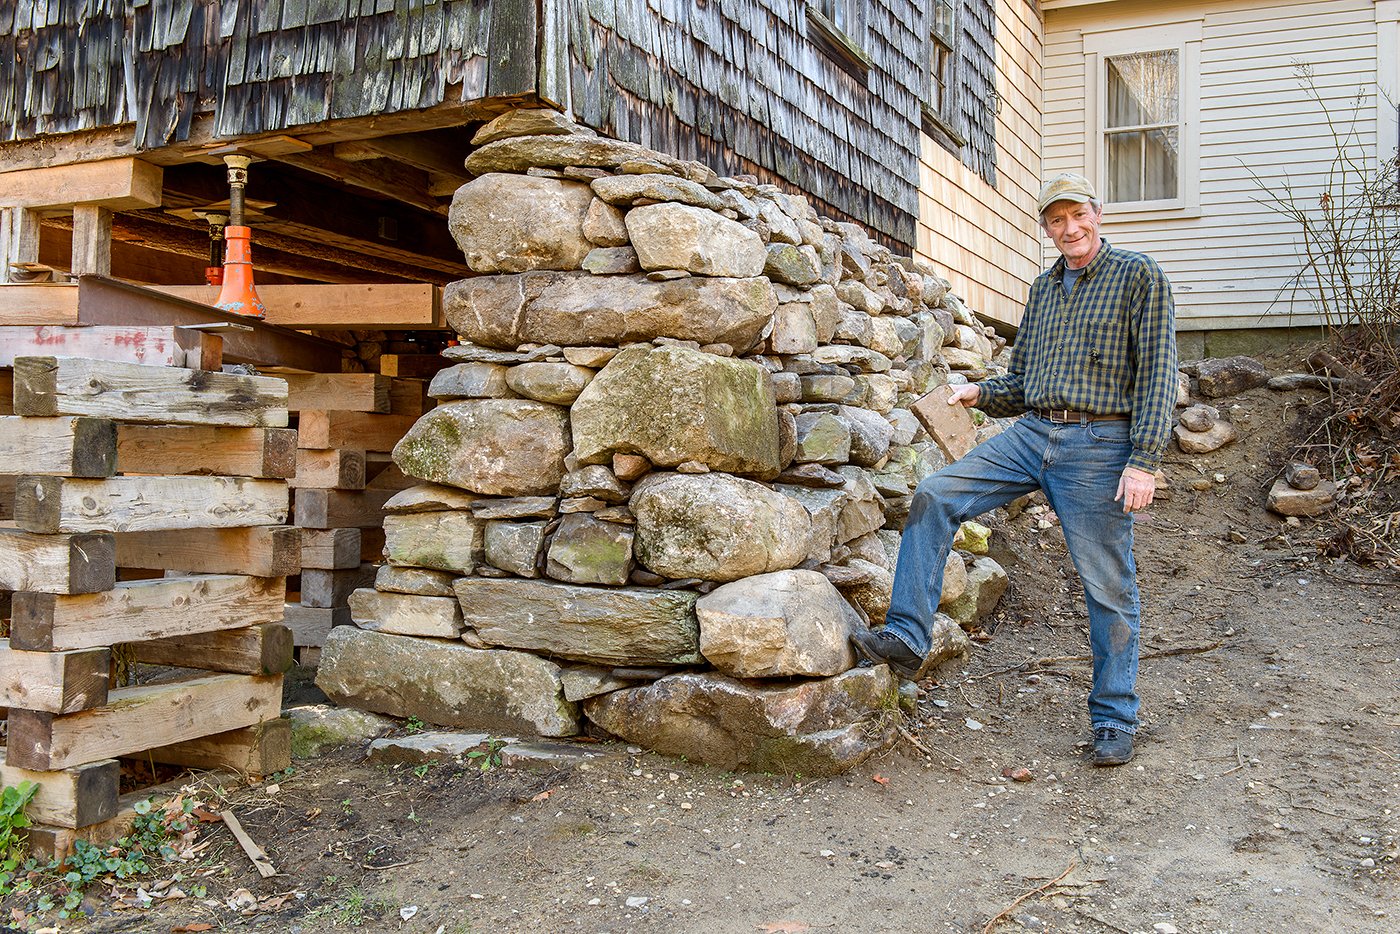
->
[1082,20,1203,214]
[1379,1,1400,162]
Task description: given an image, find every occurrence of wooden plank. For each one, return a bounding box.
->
[290,448,366,490]
[0,757,119,828]
[116,426,298,478]
[364,458,415,491]
[0,283,79,326]
[0,475,12,521]
[0,529,116,594]
[223,808,278,878]
[131,623,294,676]
[151,283,443,329]
[298,527,362,569]
[0,641,111,713]
[9,575,286,651]
[378,354,450,379]
[0,326,202,368]
[12,357,289,427]
[5,673,284,771]
[300,563,376,608]
[281,373,390,413]
[145,718,291,776]
[0,158,164,210]
[296,410,416,451]
[281,604,352,648]
[15,476,289,534]
[1,207,42,285]
[293,488,394,529]
[388,378,429,416]
[115,526,300,577]
[71,205,113,277]
[0,370,13,415]
[0,416,117,477]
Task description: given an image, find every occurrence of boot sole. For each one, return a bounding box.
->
[849,631,923,681]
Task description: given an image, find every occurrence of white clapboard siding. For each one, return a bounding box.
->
[916,0,1046,328]
[1041,0,1382,330]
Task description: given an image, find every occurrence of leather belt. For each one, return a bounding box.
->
[1035,408,1130,424]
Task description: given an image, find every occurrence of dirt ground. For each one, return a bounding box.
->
[26,368,1400,934]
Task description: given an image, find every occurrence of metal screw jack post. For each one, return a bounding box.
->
[214,154,267,318]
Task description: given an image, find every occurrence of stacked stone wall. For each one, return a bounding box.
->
[316,109,1011,776]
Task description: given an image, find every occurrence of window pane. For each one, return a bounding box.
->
[1106,51,1178,128]
[1107,131,1144,203]
[934,0,956,41]
[1143,126,1179,200]
[930,42,952,114]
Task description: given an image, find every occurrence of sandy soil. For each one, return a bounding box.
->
[32,373,1400,934]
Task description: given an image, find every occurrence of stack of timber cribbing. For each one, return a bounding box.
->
[0,355,295,858]
[283,372,429,663]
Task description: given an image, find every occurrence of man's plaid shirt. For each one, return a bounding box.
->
[977,239,1178,473]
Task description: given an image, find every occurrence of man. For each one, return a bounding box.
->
[852,173,1177,767]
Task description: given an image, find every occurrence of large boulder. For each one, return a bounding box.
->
[455,577,701,666]
[631,473,812,582]
[443,272,775,351]
[625,203,766,277]
[1265,477,1336,517]
[943,556,1009,628]
[696,570,858,677]
[449,174,593,273]
[1196,356,1269,398]
[570,345,781,477]
[590,174,727,211]
[392,400,569,496]
[582,667,899,776]
[465,134,682,175]
[317,628,581,737]
[545,513,635,586]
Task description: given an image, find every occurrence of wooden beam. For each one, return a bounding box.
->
[1,370,13,415]
[0,757,119,828]
[379,354,451,379]
[0,158,163,210]
[71,205,113,277]
[0,325,205,368]
[0,641,111,714]
[1,206,42,284]
[293,489,395,529]
[13,356,289,427]
[280,372,391,412]
[9,574,285,651]
[296,411,416,452]
[5,672,282,771]
[389,379,430,417]
[15,476,289,534]
[290,448,366,490]
[114,526,300,577]
[333,134,473,181]
[0,529,116,594]
[149,284,445,330]
[281,604,352,648]
[0,283,78,325]
[131,623,294,676]
[271,150,447,216]
[299,527,362,569]
[299,563,376,608]
[0,416,117,477]
[117,426,298,478]
[144,717,290,776]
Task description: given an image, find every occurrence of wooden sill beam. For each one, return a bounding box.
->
[150,283,444,330]
[0,158,163,210]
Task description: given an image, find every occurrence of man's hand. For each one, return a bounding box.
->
[1115,467,1156,513]
[947,383,980,407]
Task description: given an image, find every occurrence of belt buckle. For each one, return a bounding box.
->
[1048,408,1070,424]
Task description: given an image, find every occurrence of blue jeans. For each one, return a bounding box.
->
[884,414,1142,733]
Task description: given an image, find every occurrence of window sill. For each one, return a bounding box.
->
[920,103,967,155]
[1103,199,1202,223]
[807,9,872,80]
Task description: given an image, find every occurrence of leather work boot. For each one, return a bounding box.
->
[1092,726,1135,766]
[850,629,924,680]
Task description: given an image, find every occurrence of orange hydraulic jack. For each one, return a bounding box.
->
[214,155,267,318]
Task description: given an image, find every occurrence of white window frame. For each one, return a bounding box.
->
[1378,2,1400,167]
[1082,21,1202,219]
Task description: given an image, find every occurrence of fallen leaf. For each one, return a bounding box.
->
[530,789,555,802]
[191,808,223,824]
[871,774,890,786]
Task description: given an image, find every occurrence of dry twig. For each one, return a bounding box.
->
[983,860,1077,933]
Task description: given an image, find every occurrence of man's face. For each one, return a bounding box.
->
[1041,200,1103,268]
